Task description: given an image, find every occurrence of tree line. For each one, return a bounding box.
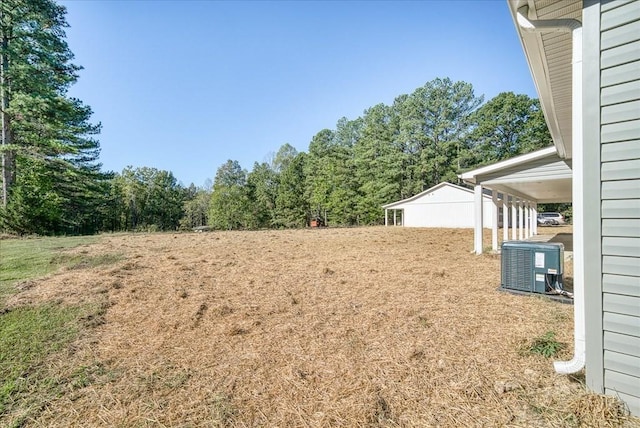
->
[0,0,552,235]
[206,81,550,229]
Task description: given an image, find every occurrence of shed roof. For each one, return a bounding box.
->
[382,181,491,209]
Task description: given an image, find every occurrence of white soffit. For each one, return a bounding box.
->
[458,146,572,202]
[459,146,558,182]
[507,0,582,159]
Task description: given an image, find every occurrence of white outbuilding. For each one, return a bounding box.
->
[382,182,496,228]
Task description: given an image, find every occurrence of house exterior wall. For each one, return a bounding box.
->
[585,0,640,415]
[390,184,494,228]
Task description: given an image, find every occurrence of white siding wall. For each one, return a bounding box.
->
[397,185,494,228]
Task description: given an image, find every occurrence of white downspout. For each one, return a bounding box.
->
[517,6,584,374]
[555,24,585,375]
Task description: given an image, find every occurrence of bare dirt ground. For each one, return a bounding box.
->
[7,226,635,427]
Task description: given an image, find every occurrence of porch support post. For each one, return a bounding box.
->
[518,201,524,240]
[503,194,509,243]
[393,210,397,226]
[385,209,388,226]
[524,201,530,239]
[511,197,517,240]
[531,202,538,235]
[474,184,484,254]
[491,189,499,251]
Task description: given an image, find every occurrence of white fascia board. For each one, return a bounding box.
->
[382,182,452,208]
[458,146,559,184]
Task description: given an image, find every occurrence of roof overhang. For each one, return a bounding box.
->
[507,0,582,159]
[459,146,572,203]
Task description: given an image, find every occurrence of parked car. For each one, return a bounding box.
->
[537,212,565,225]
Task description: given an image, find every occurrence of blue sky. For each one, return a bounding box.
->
[61,0,537,187]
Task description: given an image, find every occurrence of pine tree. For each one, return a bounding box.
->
[209,160,250,230]
[0,0,106,234]
[274,152,307,228]
[354,104,403,224]
[304,129,335,225]
[246,162,278,228]
[469,92,552,163]
[401,78,483,191]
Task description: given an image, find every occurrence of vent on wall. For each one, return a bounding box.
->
[501,241,564,294]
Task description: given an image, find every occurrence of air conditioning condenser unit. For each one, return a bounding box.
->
[501,241,564,294]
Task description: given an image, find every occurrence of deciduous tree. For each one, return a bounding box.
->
[180,184,210,230]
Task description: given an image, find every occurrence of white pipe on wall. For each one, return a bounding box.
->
[555,25,585,375]
[516,5,584,374]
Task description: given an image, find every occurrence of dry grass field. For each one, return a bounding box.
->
[4,226,636,427]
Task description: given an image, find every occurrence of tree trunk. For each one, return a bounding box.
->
[1,26,15,208]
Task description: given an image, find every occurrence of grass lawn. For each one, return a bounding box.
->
[0,235,117,427]
[0,237,97,302]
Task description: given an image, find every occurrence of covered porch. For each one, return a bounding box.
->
[459,146,573,254]
[527,227,573,252]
